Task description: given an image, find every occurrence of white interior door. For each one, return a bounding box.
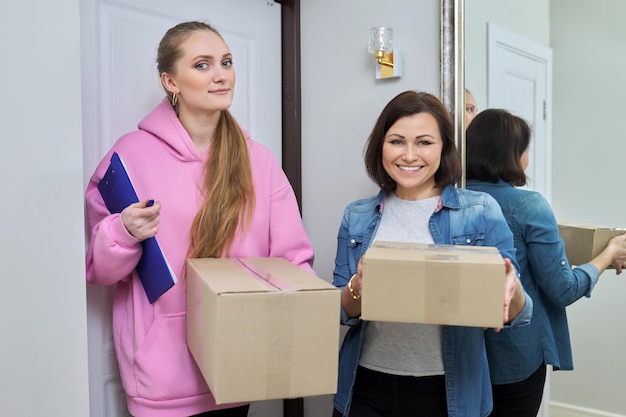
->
[488,22,553,203]
[80,1,282,416]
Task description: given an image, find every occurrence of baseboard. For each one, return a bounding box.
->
[550,402,626,417]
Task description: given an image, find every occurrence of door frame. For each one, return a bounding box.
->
[278,0,303,213]
[277,3,305,416]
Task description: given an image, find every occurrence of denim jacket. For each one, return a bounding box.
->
[466,180,599,384]
[332,186,533,417]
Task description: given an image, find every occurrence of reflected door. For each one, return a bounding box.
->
[487,22,553,203]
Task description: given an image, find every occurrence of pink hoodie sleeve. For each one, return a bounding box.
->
[84,162,144,286]
[266,162,315,275]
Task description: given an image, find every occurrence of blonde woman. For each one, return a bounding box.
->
[85,21,314,417]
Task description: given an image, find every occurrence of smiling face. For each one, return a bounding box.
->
[162,29,235,117]
[382,113,444,200]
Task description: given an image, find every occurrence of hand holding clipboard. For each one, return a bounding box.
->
[97,152,177,303]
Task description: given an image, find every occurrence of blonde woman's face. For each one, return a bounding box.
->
[465,91,478,128]
[168,30,236,116]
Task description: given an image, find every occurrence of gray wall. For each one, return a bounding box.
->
[300,1,439,413]
[301,0,440,284]
[0,0,90,416]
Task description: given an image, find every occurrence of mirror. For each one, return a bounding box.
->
[440,0,465,185]
[455,0,626,415]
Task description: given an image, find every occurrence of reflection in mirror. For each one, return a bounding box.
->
[464,1,626,416]
[467,3,552,201]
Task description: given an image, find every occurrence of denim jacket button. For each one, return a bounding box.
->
[561,260,566,266]
[465,238,471,244]
[350,239,356,244]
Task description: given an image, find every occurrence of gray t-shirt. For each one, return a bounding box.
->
[359,193,445,377]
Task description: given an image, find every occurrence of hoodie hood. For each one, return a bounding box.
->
[137,98,197,162]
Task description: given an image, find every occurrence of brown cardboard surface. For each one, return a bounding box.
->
[186,257,340,405]
[558,222,626,266]
[361,241,505,328]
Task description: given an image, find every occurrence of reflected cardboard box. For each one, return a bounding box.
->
[361,241,505,328]
[186,257,340,405]
[558,222,626,266]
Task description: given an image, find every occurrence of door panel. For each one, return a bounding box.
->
[81,1,282,416]
[488,22,553,203]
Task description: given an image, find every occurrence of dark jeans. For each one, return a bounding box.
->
[192,404,250,417]
[489,363,547,417]
[333,366,447,417]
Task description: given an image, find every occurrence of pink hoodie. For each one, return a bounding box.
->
[85,98,315,417]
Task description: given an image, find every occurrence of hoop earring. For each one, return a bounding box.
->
[171,92,178,107]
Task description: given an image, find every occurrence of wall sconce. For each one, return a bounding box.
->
[368,26,402,79]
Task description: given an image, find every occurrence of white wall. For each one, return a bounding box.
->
[549,1,626,415]
[300,1,440,413]
[0,1,90,416]
[467,1,626,415]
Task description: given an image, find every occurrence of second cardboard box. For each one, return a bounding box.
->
[361,241,506,328]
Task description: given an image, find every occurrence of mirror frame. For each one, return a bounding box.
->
[440,0,466,186]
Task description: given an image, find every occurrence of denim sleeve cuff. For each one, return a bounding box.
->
[506,291,533,328]
[577,263,601,297]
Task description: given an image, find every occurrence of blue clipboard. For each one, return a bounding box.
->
[97,152,177,303]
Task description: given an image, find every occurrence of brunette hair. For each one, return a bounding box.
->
[465,108,531,186]
[364,90,462,191]
[157,21,255,258]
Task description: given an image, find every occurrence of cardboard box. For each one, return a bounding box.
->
[361,241,505,328]
[558,222,626,266]
[186,257,340,405]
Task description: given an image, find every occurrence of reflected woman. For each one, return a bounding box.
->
[466,108,626,417]
[465,89,478,128]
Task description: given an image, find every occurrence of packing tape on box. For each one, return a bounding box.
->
[424,262,461,323]
[263,296,294,397]
[233,258,296,398]
[233,258,296,291]
[374,241,475,253]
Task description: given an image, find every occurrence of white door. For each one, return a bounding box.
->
[487,22,552,417]
[81,1,282,416]
[488,22,553,203]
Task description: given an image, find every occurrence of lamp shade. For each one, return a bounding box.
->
[368,27,393,54]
